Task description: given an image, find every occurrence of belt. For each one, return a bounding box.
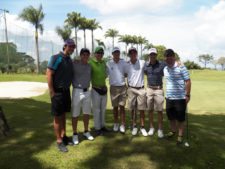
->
[148,85,162,90]
[54,88,69,92]
[75,88,88,92]
[128,85,144,90]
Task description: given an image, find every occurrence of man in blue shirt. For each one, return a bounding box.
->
[47,39,75,152]
[144,48,166,138]
[163,49,191,145]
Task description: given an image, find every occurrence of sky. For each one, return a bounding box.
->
[0,0,224,66]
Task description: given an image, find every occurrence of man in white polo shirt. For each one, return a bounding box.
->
[107,47,127,133]
[126,47,148,136]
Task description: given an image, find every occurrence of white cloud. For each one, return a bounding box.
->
[80,0,182,14]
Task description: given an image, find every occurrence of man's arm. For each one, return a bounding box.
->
[46,68,55,97]
[185,79,191,103]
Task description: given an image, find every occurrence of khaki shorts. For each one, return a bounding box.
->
[146,88,164,111]
[127,87,146,110]
[110,85,127,107]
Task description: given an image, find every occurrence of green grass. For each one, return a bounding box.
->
[0,70,225,169]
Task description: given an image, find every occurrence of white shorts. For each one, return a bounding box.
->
[71,88,91,117]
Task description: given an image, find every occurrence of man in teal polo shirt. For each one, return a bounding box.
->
[89,46,108,135]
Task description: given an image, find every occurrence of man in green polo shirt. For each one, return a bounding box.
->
[89,46,108,135]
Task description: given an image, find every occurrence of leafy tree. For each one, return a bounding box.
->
[55,25,72,41]
[19,4,45,73]
[105,29,119,49]
[184,60,201,69]
[118,34,132,56]
[95,39,105,49]
[137,36,148,58]
[217,57,225,70]
[79,17,90,48]
[198,54,213,68]
[65,12,82,56]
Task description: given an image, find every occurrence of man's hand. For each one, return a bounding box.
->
[186,95,190,104]
[50,90,55,98]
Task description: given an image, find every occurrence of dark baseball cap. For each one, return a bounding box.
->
[80,48,90,55]
[164,49,175,57]
[128,47,137,54]
[64,39,76,46]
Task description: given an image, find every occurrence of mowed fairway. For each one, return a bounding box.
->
[0,70,225,169]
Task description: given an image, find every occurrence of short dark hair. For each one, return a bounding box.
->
[80,48,90,55]
[164,49,175,57]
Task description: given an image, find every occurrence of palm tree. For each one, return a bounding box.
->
[137,36,148,58]
[95,39,106,49]
[143,42,154,51]
[79,17,90,48]
[105,28,119,49]
[88,19,102,53]
[19,4,45,73]
[118,34,132,56]
[65,12,81,56]
[55,25,72,41]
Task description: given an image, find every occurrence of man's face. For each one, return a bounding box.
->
[149,53,157,62]
[95,50,104,61]
[80,52,90,63]
[112,51,120,60]
[129,50,137,62]
[65,44,76,55]
[165,55,175,67]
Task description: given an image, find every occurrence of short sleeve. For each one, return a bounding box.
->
[47,55,62,71]
[181,66,190,80]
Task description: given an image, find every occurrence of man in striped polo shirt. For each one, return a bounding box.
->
[163,49,191,145]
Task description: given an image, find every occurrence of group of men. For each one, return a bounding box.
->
[47,39,191,153]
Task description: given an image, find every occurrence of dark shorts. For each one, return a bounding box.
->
[51,89,71,116]
[166,99,186,122]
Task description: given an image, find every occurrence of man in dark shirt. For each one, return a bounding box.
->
[144,48,166,138]
[46,39,75,152]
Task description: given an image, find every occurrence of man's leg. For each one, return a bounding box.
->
[140,110,145,127]
[120,105,125,125]
[72,117,79,134]
[157,111,163,130]
[170,120,177,132]
[113,107,119,124]
[177,121,185,137]
[61,113,66,138]
[100,94,107,129]
[83,114,89,132]
[54,115,63,143]
[92,90,101,131]
[149,110,154,128]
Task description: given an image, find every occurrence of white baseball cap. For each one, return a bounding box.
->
[149,48,157,55]
[112,47,120,53]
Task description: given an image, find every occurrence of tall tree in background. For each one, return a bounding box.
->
[105,28,119,49]
[65,12,81,56]
[118,34,132,56]
[55,25,72,41]
[79,17,90,48]
[217,57,225,70]
[19,4,45,73]
[95,39,106,49]
[137,36,148,58]
[198,54,213,68]
[89,19,102,53]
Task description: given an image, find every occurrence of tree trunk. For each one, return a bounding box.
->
[140,44,143,58]
[84,29,86,48]
[91,30,94,53]
[75,27,78,57]
[35,29,40,74]
[125,44,128,61]
[112,37,114,49]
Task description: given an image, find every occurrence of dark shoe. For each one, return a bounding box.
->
[57,142,68,152]
[176,136,183,145]
[165,131,176,139]
[95,129,103,136]
[63,135,73,145]
[101,127,110,132]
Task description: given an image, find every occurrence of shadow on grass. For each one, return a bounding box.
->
[0,98,55,169]
[78,109,225,169]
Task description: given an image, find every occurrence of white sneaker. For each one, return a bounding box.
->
[158,129,164,138]
[113,123,119,132]
[140,128,148,137]
[132,127,138,136]
[120,124,125,133]
[83,131,94,141]
[148,128,155,136]
[72,135,79,145]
